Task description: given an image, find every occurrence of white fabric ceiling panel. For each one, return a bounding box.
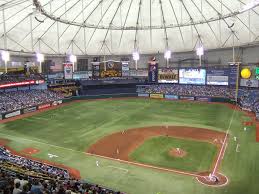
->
[0,0,258,55]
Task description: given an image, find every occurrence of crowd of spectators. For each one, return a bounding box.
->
[238,88,259,113]
[0,147,69,180]
[137,84,259,114]
[137,84,237,99]
[0,147,124,194]
[0,90,64,114]
[0,74,44,85]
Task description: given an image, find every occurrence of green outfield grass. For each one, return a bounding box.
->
[0,98,259,194]
[130,136,218,172]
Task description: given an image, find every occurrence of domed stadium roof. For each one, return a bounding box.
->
[0,0,259,55]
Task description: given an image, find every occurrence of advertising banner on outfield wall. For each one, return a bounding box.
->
[180,96,195,100]
[165,95,178,100]
[138,93,149,97]
[150,93,164,99]
[23,106,37,114]
[52,100,63,106]
[38,104,51,110]
[196,97,210,102]
[240,79,259,87]
[4,110,21,119]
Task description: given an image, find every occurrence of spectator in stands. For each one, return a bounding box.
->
[0,146,124,194]
[137,84,259,113]
[13,182,22,194]
[0,90,64,114]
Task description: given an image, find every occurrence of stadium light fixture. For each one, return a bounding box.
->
[132,51,140,70]
[196,46,204,67]
[36,53,44,73]
[69,54,77,63]
[69,54,77,72]
[164,50,172,68]
[196,46,204,57]
[164,50,171,60]
[1,50,10,73]
[36,53,44,62]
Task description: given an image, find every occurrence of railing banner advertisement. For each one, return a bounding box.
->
[23,106,37,114]
[4,110,21,119]
[150,93,164,99]
[165,95,179,99]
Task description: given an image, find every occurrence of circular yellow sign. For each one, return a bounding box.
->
[241,68,251,79]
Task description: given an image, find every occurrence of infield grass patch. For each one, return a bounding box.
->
[130,136,218,172]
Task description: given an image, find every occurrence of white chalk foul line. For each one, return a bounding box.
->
[212,105,237,175]
[107,166,129,173]
[86,153,203,178]
[0,131,204,178]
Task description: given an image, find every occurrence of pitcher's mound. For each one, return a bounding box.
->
[169,148,187,158]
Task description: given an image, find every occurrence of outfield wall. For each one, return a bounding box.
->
[138,92,235,104]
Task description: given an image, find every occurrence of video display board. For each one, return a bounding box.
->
[158,69,178,83]
[179,69,206,85]
[207,69,229,85]
[100,61,122,78]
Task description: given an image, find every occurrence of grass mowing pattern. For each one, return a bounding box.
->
[0,99,258,194]
[130,136,218,172]
[0,99,232,151]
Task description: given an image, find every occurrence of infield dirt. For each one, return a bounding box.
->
[87,126,227,174]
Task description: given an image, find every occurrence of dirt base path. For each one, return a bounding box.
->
[87,126,226,169]
[87,126,229,186]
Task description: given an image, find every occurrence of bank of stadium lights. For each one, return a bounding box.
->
[132,51,140,70]
[1,50,10,73]
[196,46,204,57]
[164,50,172,68]
[69,54,77,72]
[36,53,44,74]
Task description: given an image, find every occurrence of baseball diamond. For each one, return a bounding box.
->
[0,97,258,193]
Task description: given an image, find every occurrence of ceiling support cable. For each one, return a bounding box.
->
[65,0,105,51]
[84,0,117,53]
[159,0,169,49]
[99,0,124,54]
[168,0,185,47]
[118,0,134,47]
